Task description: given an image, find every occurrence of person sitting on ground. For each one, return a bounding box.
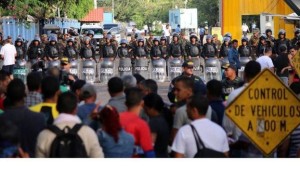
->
[25,72,43,107]
[96,105,134,158]
[107,77,127,113]
[35,92,104,158]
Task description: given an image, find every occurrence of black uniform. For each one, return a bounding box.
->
[100,43,117,59]
[221,77,243,100]
[168,42,184,58]
[15,45,26,60]
[134,46,148,58]
[64,45,78,60]
[117,46,132,58]
[201,42,218,58]
[238,45,251,57]
[275,39,291,55]
[185,42,202,58]
[219,44,230,58]
[27,44,44,60]
[44,43,60,60]
[80,44,96,60]
[160,44,168,59]
[150,45,162,59]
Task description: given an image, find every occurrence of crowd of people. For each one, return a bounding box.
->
[0,26,300,158]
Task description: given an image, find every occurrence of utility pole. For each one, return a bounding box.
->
[112,0,114,23]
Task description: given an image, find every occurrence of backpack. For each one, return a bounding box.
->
[47,124,88,158]
[40,106,54,125]
[190,124,226,158]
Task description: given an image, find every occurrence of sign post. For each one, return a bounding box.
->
[226,69,300,156]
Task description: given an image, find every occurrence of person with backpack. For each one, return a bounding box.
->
[35,91,104,158]
[172,95,229,158]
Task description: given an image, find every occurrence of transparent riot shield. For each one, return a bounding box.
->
[99,58,115,84]
[134,58,151,79]
[168,58,183,81]
[238,57,251,81]
[205,58,222,82]
[13,60,29,84]
[191,57,205,82]
[151,58,167,83]
[118,57,132,77]
[47,60,61,69]
[81,59,96,84]
[70,60,80,78]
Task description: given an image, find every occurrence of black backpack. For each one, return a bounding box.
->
[190,124,226,158]
[47,124,88,158]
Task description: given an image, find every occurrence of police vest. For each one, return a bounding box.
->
[153,46,162,57]
[119,47,129,57]
[206,44,216,57]
[49,45,58,58]
[83,46,93,58]
[277,40,288,52]
[160,45,168,55]
[240,46,250,57]
[223,46,230,57]
[67,47,76,58]
[136,47,146,57]
[104,45,114,58]
[171,43,182,57]
[16,46,24,59]
[190,44,200,57]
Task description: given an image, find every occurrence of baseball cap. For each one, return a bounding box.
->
[61,57,70,65]
[80,83,97,99]
[222,63,237,72]
[182,61,194,68]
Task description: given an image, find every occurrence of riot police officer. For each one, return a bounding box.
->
[160,36,168,60]
[185,33,201,61]
[265,29,275,48]
[256,35,268,57]
[27,36,44,71]
[201,35,218,59]
[291,28,300,48]
[117,39,132,59]
[150,38,162,60]
[44,36,60,61]
[219,37,231,58]
[179,32,189,59]
[275,29,291,55]
[221,64,243,100]
[249,29,260,60]
[100,34,117,60]
[238,37,251,58]
[168,33,184,59]
[63,38,78,61]
[146,32,154,52]
[80,36,96,62]
[134,38,149,59]
[87,30,98,50]
[15,37,26,61]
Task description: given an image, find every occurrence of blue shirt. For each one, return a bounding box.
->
[175,27,181,33]
[199,28,205,35]
[98,129,134,158]
[77,103,101,131]
[228,47,241,69]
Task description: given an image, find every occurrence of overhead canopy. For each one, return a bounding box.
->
[285,0,300,16]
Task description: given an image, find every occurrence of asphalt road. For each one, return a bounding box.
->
[94,81,171,106]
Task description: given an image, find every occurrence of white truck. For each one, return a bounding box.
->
[80,24,104,51]
[169,8,198,34]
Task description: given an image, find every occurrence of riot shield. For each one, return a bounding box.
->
[191,57,205,82]
[151,58,167,83]
[205,58,222,82]
[13,60,29,83]
[238,57,251,81]
[134,58,151,79]
[168,58,183,81]
[69,60,80,78]
[47,60,61,69]
[118,57,132,77]
[81,59,96,84]
[99,58,115,84]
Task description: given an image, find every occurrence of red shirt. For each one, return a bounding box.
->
[0,97,4,110]
[120,112,153,152]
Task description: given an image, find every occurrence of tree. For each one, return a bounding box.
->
[189,0,219,27]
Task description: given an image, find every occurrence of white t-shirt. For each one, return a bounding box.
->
[164,26,171,36]
[172,118,229,158]
[256,55,274,70]
[242,25,249,32]
[0,43,16,65]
